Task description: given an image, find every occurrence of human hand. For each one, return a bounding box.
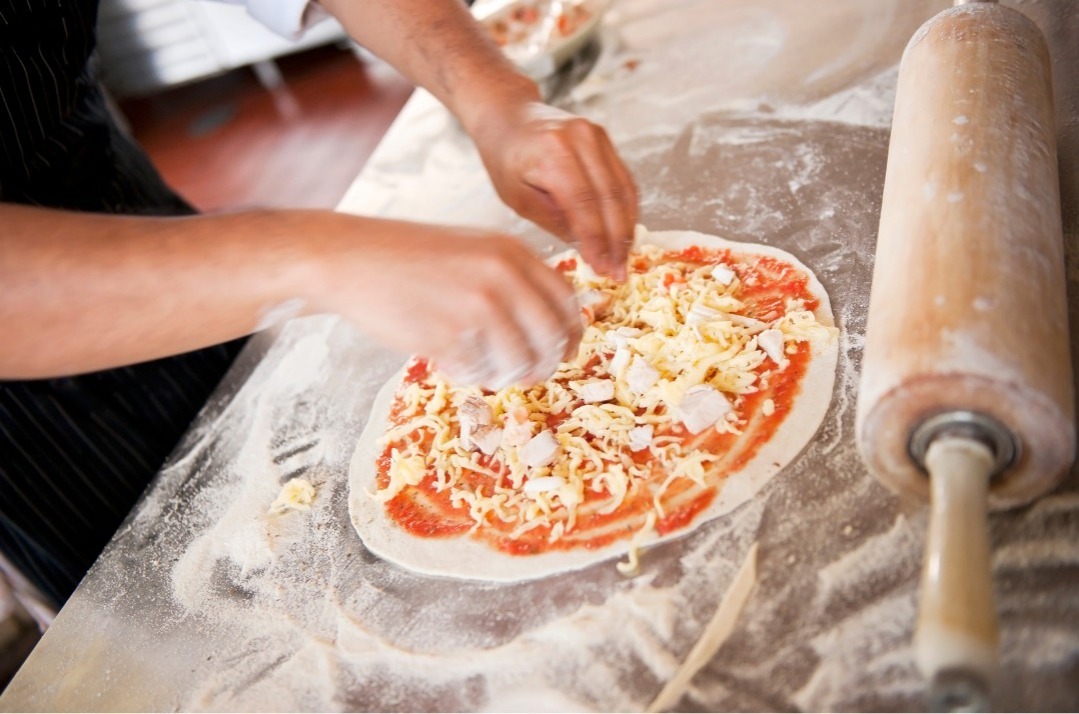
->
[315,219,583,389]
[315,0,636,276]
[472,102,639,281]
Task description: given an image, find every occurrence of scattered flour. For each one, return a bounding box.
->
[103,2,1079,709]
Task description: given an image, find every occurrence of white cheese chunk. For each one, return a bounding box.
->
[578,288,614,325]
[524,476,563,495]
[686,304,722,325]
[575,258,601,283]
[521,429,561,468]
[606,326,643,350]
[758,329,786,364]
[502,407,535,447]
[610,346,632,375]
[459,395,492,426]
[458,395,492,448]
[576,380,615,403]
[470,425,503,455]
[711,263,736,285]
[626,355,660,394]
[727,313,768,333]
[676,385,732,434]
[578,288,612,318]
[628,424,654,452]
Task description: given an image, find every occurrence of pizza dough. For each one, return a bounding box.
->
[348,228,838,581]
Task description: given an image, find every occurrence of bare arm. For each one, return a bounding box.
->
[316,0,537,134]
[0,203,580,385]
[319,0,639,279]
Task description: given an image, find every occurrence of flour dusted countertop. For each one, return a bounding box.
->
[4,0,1079,710]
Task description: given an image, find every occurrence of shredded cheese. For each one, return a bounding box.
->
[373,243,835,557]
[268,477,316,514]
[616,511,658,576]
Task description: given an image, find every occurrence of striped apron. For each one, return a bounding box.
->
[0,0,244,606]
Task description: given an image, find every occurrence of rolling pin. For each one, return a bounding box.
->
[855,0,1075,710]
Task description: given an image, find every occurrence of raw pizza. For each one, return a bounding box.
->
[348,228,838,581]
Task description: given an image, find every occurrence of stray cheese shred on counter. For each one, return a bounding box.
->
[372,239,836,560]
[269,477,316,515]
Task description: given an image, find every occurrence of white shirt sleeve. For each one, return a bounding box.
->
[218,0,330,40]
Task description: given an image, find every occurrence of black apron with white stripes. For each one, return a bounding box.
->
[0,0,243,606]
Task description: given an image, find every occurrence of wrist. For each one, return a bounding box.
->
[455,72,542,147]
[287,211,364,316]
[227,209,353,323]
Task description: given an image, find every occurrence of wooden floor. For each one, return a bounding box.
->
[119,44,415,212]
[0,44,414,691]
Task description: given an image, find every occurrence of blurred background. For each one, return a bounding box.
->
[96,0,415,212]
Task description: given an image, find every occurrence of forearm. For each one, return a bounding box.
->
[0,204,584,389]
[317,0,639,279]
[318,0,540,135]
[0,204,329,378]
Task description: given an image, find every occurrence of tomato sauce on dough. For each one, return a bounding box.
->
[375,246,820,555]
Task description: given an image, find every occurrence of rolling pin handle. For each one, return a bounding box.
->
[910,413,1013,712]
[914,424,1005,713]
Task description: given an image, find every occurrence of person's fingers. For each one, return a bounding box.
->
[464,245,541,389]
[527,261,584,361]
[598,135,639,278]
[333,222,589,391]
[575,125,638,281]
[511,300,569,387]
[507,258,583,382]
[438,327,493,386]
[440,292,537,390]
[472,101,639,283]
[519,120,639,281]
[481,290,545,390]
[483,239,580,384]
[521,129,612,277]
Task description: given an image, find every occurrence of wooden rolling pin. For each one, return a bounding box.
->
[855,0,1074,710]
